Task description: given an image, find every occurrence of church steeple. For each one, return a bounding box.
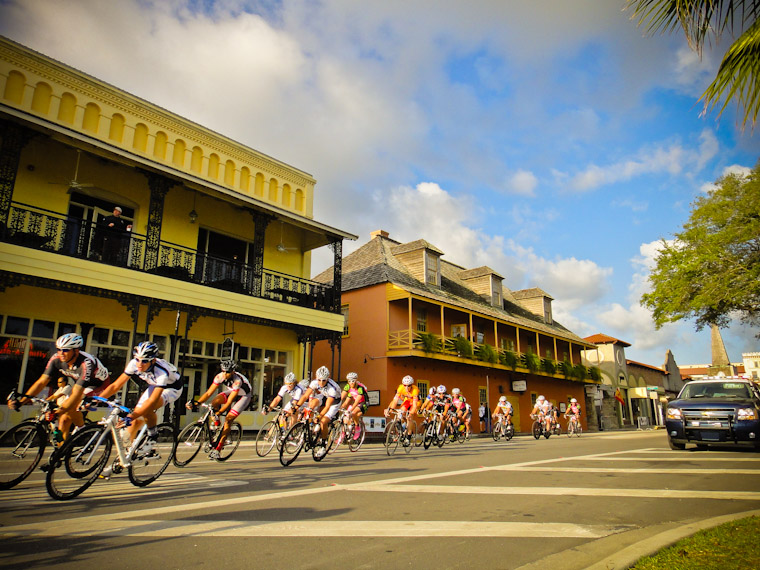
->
[709,324,734,376]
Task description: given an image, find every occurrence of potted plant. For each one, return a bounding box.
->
[541,358,557,375]
[415,331,441,354]
[500,349,519,370]
[522,351,540,373]
[475,343,498,363]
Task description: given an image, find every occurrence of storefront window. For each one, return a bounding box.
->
[112,330,130,346]
[0,336,25,399]
[32,320,55,339]
[4,317,29,335]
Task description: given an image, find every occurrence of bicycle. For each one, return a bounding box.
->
[565,414,582,437]
[279,407,330,467]
[385,408,415,456]
[255,406,288,457]
[0,391,62,490]
[422,410,445,449]
[174,402,242,466]
[492,414,514,442]
[531,413,553,439]
[329,408,366,453]
[45,396,177,500]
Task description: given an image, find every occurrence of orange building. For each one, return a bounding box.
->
[312,230,600,434]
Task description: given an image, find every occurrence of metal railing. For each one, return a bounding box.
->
[3,202,335,312]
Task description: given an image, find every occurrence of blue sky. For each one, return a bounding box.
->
[1,0,758,368]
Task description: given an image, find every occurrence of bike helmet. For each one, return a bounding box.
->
[56,333,83,350]
[283,372,296,385]
[429,387,435,395]
[299,379,310,389]
[346,372,358,383]
[537,395,545,402]
[451,387,461,395]
[570,398,577,403]
[133,341,159,360]
[316,365,330,380]
[402,375,414,386]
[437,384,446,394]
[499,396,507,402]
[220,359,237,372]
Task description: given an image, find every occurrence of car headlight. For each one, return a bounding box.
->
[737,408,758,421]
[666,408,682,420]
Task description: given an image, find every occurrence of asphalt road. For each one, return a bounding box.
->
[1,429,759,570]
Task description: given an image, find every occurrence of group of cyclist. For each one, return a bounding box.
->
[530,394,582,435]
[7,333,584,470]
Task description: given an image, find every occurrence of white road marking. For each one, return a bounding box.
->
[338,483,760,501]
[494,466,760,475]
[1,518,631,539]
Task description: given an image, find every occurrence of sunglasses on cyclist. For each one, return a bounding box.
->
[57,348,72,353]
[136,358,153,364]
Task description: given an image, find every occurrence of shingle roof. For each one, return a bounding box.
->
[583,333,632,347]
[513,287,553,300]
[315,234,593,346]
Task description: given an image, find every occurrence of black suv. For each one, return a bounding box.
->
[665,378,760,450]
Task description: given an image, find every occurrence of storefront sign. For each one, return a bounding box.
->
[512,380,527,392]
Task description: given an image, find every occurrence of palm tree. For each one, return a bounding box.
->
[626,0,759,129]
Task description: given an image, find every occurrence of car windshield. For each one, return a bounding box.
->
[679,382,752,400]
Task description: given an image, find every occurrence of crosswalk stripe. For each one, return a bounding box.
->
[493,466,760,474]
[1,518,631,539]
[338,483,760,501]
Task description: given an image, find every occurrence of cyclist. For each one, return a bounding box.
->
[189,359,252,459]
[292,366,342,455]
[450,388,467,434]
[384,375,420,442]
[8,333,110,441]
[430,384,452,438]
[340,372,369,440]
[492,395,513,431]
[462,402,473,439]
[263,372,306,430]
[99,341,182,454]
[530,395,552,432]
[45,378,72,444]
[564,397,581,429]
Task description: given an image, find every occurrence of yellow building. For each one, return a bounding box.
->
[0,37,356,430]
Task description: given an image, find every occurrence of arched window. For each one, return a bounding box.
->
[224,159,236,186]
[254,173,265,197]
[191,146,203,173]
[208,154,220,180]
[154,131,167,160]
[82,102,100,133]
[133,123,148,152]
[240,167,251,192]
[282,184,292,208]
[58,92,77,124]
[268,178,279,202]
[172,138,186,168]
[295,189,305,212]
[109,113,125,143]
[3,70,25,104]
[31,82,52,114]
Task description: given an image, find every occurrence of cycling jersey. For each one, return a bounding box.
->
[343,383,369,408]
[567,403,581,415]
[43,351,109,390]
[495,401,512,414]
[432,393,452,411]
[451,395,466,410]
[395,384,419,403]
[308,378,342,401]
[212,371,252,396]
[124,357,182,390]
[277,383,306,400]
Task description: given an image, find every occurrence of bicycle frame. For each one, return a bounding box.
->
[77,398,149,471]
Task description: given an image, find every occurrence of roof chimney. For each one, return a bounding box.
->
[370,230,389,239]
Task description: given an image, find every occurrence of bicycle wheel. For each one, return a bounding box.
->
[348,422,366,452]
[532,421,541,440]
[412,422,424,447]
[174,421,206,467]
[0,422,46,490]
[129,423,177,486]
[403,420,416,454]
[327,421,344,455]
[566,422,575,437]
[423,421,435,449]
[576,424,582,437]
[492,422,502,441]
[255,420,279,457]
[46,424,111,501]
[457,426,466,443]
[214,422,241,462]
[385,420,401,456]
[279,422,306,467]
[505,423,514,441]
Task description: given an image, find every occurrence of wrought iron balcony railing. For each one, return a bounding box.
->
[2,202,336,312]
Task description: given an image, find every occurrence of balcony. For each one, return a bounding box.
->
[389,329,601,382]
[2,202,336,312]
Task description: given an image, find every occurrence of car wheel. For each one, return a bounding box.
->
[668,438,686,450]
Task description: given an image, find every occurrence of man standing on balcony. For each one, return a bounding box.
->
[101,206,131,264]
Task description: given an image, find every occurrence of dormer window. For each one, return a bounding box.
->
[425,250,440,286]
[491,275,502,307]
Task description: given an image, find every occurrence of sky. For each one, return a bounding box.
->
[1,0,758,369]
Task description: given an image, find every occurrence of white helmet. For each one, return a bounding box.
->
[56,333,83,350]
[133,341,159,360]
[429,387,435,395]
[402,375,414,386]
[299,379,310,389]
[537,395,545,402]
[346,372,358,382]
[570,398,577,403]
[315,366,330,380]
[499,396,507,402]
[283,372,296,385]
[451,388,461,395]
[437,384,446,394]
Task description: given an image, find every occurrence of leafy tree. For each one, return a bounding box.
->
[626,0,760,129]
[641,163,760,330]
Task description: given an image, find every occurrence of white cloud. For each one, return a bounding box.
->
[563,130,720,192]
[505,169,538,197]
[700,163,753,193]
